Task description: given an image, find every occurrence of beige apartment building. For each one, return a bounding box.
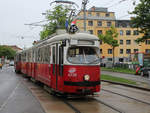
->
[75,6,150,63]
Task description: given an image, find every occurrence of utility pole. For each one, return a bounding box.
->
[82,0,88,31]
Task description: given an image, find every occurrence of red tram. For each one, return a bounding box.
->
[14,31,101,95]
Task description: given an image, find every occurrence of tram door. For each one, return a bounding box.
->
[52,43,64,91]
[52,44,59,90]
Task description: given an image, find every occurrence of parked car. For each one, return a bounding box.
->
[140,67,150,77]
[9,61,14,66]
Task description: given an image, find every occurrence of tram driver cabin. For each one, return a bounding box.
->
[15,31,101,95]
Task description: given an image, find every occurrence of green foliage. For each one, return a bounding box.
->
[130,0,150,42]
[98,26,119,47]
[101,67,136,75]
[101,74,137,85]
[98,26,119,67]
[0,46,16,59]
[40,5,69,40]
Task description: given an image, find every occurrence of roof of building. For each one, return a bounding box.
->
[3,45,22,52]
[75,16,116,21]
[88,6,108,12]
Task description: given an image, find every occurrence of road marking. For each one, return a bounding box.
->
[0,82,20,111]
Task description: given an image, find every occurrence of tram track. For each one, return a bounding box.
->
[20,76,150,113]
[61,98,82,113]
[93,98,125,113]
[101,80,150,91]
[61,97,125,113]
[22,77,82,113]
[107,85,150,96]
[25,77,125,113]
[102,88,150,106]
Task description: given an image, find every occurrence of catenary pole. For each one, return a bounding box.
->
[82,0,88,31]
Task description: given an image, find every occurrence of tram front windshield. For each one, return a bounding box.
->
[67,46,99,64]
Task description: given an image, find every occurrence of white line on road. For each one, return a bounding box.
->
[0,82,20,111]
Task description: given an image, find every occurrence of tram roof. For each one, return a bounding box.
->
[17,33,99,53]
[47,32,99,43]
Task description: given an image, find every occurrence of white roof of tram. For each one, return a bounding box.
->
[47,33,99,43]
[18,32,99,53]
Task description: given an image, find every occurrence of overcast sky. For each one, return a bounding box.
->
[0,0,139,48]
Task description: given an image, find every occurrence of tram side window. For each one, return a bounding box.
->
[37,49,40,62]
[45,46,51,63]
[52,46,56,74]
[32,50,34,62]
[35,49,38,62]
[44,46,48,63]
[41,48,44,63]
[30,51,32,62]
[19,54,21,61]
[59,46,63,76]
[41,48,43,63]
[52,47,56,64]
[24,53,26,62]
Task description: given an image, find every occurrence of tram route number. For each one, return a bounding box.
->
[68,68,77,77]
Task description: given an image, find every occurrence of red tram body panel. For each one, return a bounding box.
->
[63,65,100,93]
[14,32,101,95]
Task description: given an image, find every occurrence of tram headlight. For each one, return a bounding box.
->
[84,75,90,81]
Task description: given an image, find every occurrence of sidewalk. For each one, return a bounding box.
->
[101,71,150,89]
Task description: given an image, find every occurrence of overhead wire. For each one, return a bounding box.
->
[103,0,119,7]
[107,0,130,8]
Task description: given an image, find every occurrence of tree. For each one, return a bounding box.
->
[98,26,119,67]
[40,5,69,40]
[130,0,150,42]
[0,46,16,59]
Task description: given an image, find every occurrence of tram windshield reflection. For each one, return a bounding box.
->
[67,46,99,64]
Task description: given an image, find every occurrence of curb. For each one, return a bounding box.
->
[101,80,150,92]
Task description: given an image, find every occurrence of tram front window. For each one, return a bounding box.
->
[67,47,99,64]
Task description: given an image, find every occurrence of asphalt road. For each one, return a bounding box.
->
[0,66,45,113]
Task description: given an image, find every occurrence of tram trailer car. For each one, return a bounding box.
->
[15,32,101,95]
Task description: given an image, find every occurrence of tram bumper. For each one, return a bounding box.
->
[76,89,92,95]
[64,81,100,87]
[64,81,100,94]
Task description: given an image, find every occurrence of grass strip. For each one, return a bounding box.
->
[101,67,136,75]
[101,74,137,85]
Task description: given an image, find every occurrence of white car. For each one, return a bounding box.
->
[9,61,14,66]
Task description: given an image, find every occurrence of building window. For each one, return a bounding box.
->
[134,49,138,53]
[107,21,112,27]
[120,49,123,54]
[108,58,112,61]
[120,40,123,45]
[120,30,123,35]
[97,21,102,26]
[96,13,100,17]
[133,30,139,35]
[126,40,131,45]
[97,30,102,35]
[88,30,93,34]
[121,23,127,28]
[106,13,110,17]
[88,12,92,16]
[145,40,150,45]
[126,49,131,54]
[108,49,112,54]
[145,49,150,53]
[126,30,131,35]
[100,49,102,54]
[88,21,93,26]
[119,58,124,62]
